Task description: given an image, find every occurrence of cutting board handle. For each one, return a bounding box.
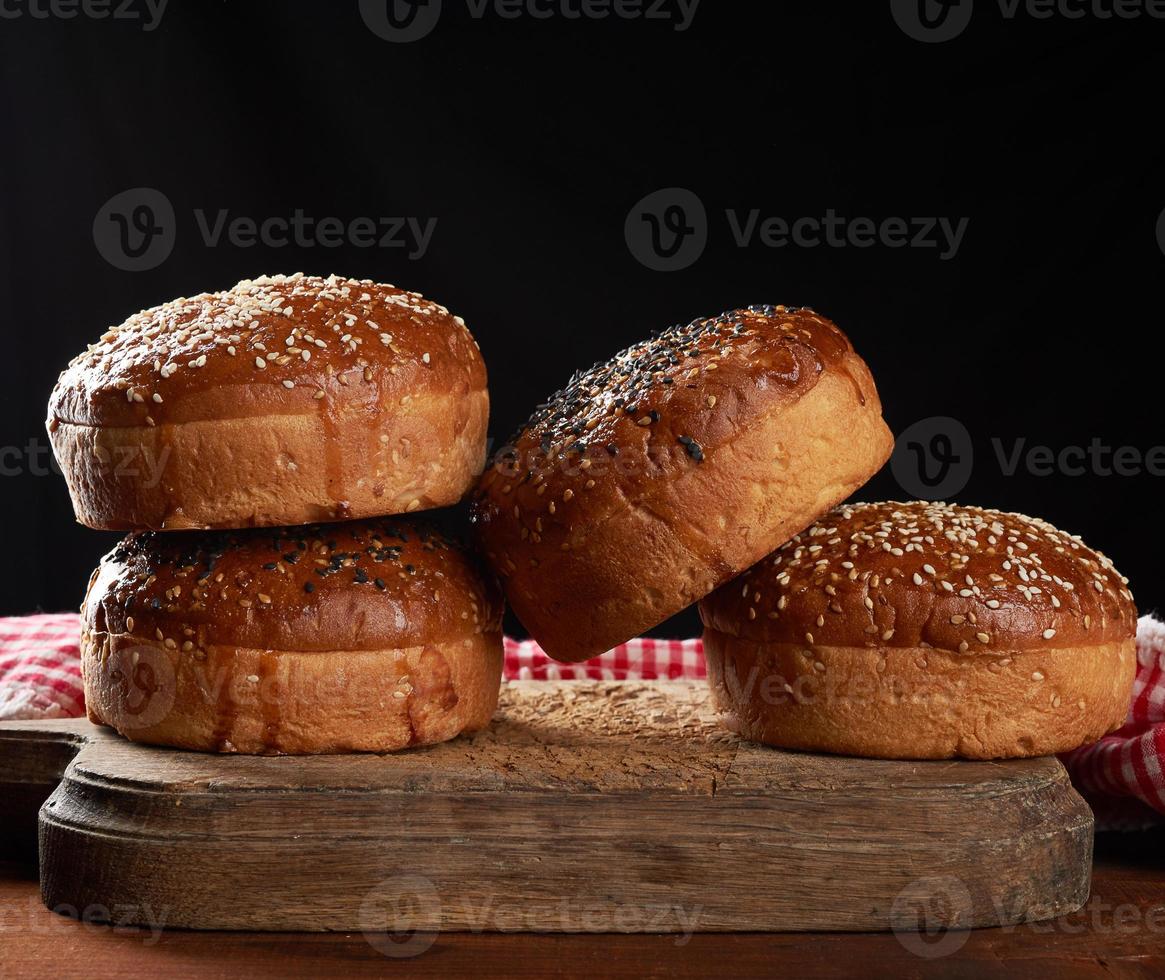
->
[0,719,99,861]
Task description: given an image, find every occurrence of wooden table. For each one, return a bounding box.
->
[2,828,1163,978]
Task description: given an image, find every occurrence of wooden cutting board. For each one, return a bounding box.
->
[0,681,1093,934]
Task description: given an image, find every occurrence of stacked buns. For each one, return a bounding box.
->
[53,285,1136,760]
[469,303,1134,758]
[50,274,502,754]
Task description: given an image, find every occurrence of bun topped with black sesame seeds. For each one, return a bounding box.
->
[699,501,1137,759]
[48,273,489,531]
[472,305,893,663]
[81,515,504,755]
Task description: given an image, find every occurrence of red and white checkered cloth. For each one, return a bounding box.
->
[1062,615,1165,829]
[0,614,85,721]
[1,612,1161,828]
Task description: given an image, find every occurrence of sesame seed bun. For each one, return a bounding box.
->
[48,274,488,531]
[81,515,503,754]
[699,501,1137,759]
[471,305,893,663]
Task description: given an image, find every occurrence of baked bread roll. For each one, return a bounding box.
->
[49,273,488,530]
[472,305,893,663]
[81,515,503,754]
[699,500,1137,759]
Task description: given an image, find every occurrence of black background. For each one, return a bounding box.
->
[1,0,1162,641]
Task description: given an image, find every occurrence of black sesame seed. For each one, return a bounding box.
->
[678,435,705,462]
[261,562,277,571]
[304,581,315,593]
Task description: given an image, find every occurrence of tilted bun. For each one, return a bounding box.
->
[49,273,488,530]
[81,515,503,754]
[699,501,1137,759]
[472,305,893,663]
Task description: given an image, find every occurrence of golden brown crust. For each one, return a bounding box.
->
[699,501,1137,653]
[703,631,1135,759]
[472,306,893,663]
[81,516,503,654]
[48,274,488,529]
[699,501,1138,759]
[82,629,503,755]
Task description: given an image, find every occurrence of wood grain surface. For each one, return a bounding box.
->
[0,681,1094,933]
[4,837,1164,980]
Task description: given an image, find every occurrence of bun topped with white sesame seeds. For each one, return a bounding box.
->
[81,514,504,755]
[699,501,1137,759]
[48,273,489,530]
[472,305,893,663]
